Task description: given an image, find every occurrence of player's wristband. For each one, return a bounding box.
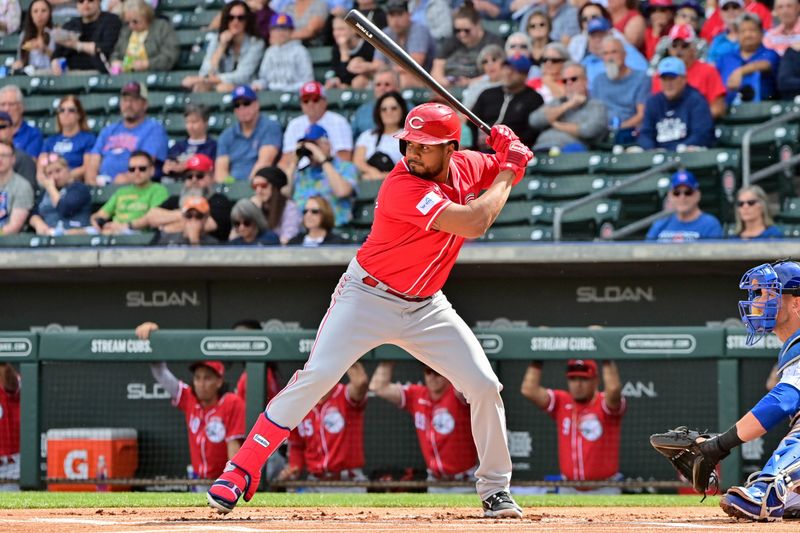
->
[716,425,744,452]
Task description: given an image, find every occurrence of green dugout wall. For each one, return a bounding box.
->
[0,327,785,491]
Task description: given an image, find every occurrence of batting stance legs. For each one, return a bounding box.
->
[207,258,514,511]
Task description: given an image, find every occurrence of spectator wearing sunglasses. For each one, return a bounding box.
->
[701,0,770,44]
[228,198,279,245]
[580,17,647,85]
[648,2,709,70]
[731,185,782,240]
[51,0,122,73]
[249,166,301,244]
[134,154,233,242]
[646,170,722,242]
[706,0,744,65]
[157,196,220,246]
[40,95,95,182]
[527,42,568,103]
[287,195,346,246]
[518,0,579,47]
[162,104,217,179]
[109,0,179,73]
[525,11,553,69]
[461,44,505,112]
[216,85,282,183]
[28,154,91,236]
[520,358,625,492]
[182,1,265,93]
[89,150,169,235]
[638,57,713,151]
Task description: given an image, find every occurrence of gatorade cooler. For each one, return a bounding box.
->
[46,428,138,491]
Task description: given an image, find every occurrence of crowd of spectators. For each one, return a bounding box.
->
[0,0,798,242]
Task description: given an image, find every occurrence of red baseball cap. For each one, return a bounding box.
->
[300,81,326,100]
[190,360,224,377]
[648,0,675,9]
[185,153,213,173]
[566,359,598,379]
[668,23,697,43]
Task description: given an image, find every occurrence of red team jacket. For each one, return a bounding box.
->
[357,152,500,297]
[0,384,20,461]
[174,383,246,479]
[546,389,626,481]
[401,383,477,478]
[288,383,366,476]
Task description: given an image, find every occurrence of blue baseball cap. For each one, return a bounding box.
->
[587,17,612,34]
[0,111,10,124]
[658,57,687,77]
[504,53,532,74]
[670,170,698,190]
[300,124,328,142]
[231,85,257,103]
[270,12,294,29]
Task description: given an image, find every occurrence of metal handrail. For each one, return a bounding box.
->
[552,160,679,242]
[604,208,676,241]
[748,153,800,186]
[742,110,800,186]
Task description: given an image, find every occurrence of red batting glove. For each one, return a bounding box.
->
[486,125,519,161]
[500,140,533,185]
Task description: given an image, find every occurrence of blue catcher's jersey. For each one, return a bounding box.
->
[778,329,800,374]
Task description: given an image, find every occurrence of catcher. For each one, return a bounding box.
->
[652,261,800,521]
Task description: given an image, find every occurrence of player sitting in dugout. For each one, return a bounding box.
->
[370,361,478,490]
[521,359,626,493]
[276,362,369,489]
[136,321,246,480]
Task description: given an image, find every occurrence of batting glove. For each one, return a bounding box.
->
[500,140,533,185]
[487,125,519,161]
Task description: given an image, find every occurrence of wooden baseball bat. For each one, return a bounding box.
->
[343,9,492,136]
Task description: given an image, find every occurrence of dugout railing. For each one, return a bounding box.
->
[0,327,784,492]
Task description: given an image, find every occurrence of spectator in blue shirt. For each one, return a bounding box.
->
[229,198,280,245]
[0,85,43,158]
[580,17,647,84]
[646,170,723,242]
[28,154,91,236]
[287,124,358,227]
[638,57,714,151]
[731,185,782,240]
[85,81,168,186]
[779,44,800,99]
[215,85,282,183]
[351,68,400,141]
[707,0,743,64]
[162,104,217,180]
[716,13,780,104]
[40,95,96,182]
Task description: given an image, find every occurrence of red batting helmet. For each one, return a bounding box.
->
[394,103,461,149]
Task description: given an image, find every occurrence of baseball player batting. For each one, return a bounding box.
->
[207,104,532,518]
[652,261,800,521]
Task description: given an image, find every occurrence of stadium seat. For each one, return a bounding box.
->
[27,75,89,95]
[184,91,225,112]
[482,224,553,242]
[23,95,60,116]
[149,71,196,92]
[0,234,52,247]
[0,34,19,55]
[336,226,370,244]
[356,180,382,202]
[80,93,119,115]
[34,116,57,136]
[777,197,800,223]
[482,20,513,38]
[207,112,234,134]
[161,113,187,136]
[672,148,741,221]
[106,233,157,246]
[147,91,186,113]
[401,88,433,106]
[160,0,200,11]
[88,72,150,93]
[169,10,216,29]
[603,173,671,223]
[50,234,107,247]
[535,199,622,240]
[492,200,542,225]
[326,89,370,110]
[90,185,120,208]
[215,181,251,202]
[308,46,333,66]
[176,29,209,48]
[600,150,670,175]
[351,202,375,227]
[528,152,603,176]
[781,224,800,238]
[527,175,604,201]
[722,101,784,125]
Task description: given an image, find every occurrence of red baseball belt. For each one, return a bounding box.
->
[361,276,430,303]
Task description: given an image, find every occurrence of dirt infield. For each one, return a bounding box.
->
[1,506,799,532]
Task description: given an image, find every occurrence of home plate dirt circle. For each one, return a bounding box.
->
[1,507,797,532]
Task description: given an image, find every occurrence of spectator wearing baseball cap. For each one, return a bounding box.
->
[163,104,218,179]
[521,358,626,489]
[280,81,354,176]
[134,153,233,242]
[649,5,710,69]
[371,0,436,87]
[50,0,122,74]
[580,17,647,85]
[156,196,220,245]
[638,57,714,152]
[181,1,265,94]
[215,85,283,183]
[651,24,726,119]
[288,123,358,227]
[249,166,302,244]
[251,13,313,92]
[706,0,744,64]
[701,0,771,45]
[716,13,780,105]
[646,170,723,242]
[85,81,169,186]
[139,321,246,479]
[764,0,800,56]
[644,0,675,60]
[471,53,544,149]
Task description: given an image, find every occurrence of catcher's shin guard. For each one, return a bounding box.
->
[207,414,289,513]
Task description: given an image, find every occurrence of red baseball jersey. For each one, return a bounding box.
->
[357,151,500,297]
[288,383,366,475]
[174,383,246,479]
[546,389,626,481]
[235,367,281,405]
[0,383,20,458]
[401,383,477,477]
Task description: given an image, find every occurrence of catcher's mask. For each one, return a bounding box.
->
[739,261,800,345]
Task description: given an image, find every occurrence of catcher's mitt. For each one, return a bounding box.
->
[650,426,726,495]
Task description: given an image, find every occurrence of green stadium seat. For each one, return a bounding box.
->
[27,75,89,95]
[215,181,251,202]
[314,65,336,83]
[672,148,741,220]
[356,179,383,202]
[179,46,207,70]
[161,113,187,136]
[527,175,604,200]
[528,151,603,176]
[50,234,107,247]
[0,34,20,55]
[482,224,553,242]
[722,101,785,125]
[326,89,370,110]
[149,71,195,92]
[106,233,157,246]
[170,10,217,29]
[0,234,52,247]
[80,93,119,115]
[482,20,513,38]
[23,95,60,116]
[401,88,432,106]
[493,200,541,225]
[600,150,670,175]
[335,226,370,244]
[146,91,186,113]
[160,0,200,11]
[257,91,284,111]
[3,75,36,95]
[535,199,622,240]
[777,197,800,223]
[351,202,375,227]
[604,174,671,223]
[308,46,333,66]
[184,91,225,112]
[90,185,120,208]
[33,116,57,136]
[781,224,800,238]
[206,112,234,134]
[86,72,149,93]
[176,29,209,48]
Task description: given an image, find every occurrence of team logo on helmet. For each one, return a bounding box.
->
[409,116,425,129]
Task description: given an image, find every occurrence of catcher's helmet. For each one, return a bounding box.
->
[394,103,461,153]
[739,261,800,345]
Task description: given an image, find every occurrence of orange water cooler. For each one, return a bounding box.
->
[46,428,138,491]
